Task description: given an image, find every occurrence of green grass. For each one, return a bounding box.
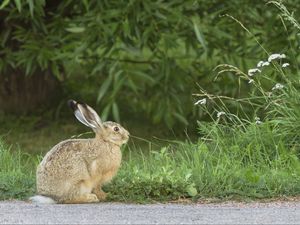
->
[107,122,300,202]
[0,141,36,200]
[1,120,300,202]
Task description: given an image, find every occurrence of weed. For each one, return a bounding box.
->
[106,129,300,202]
[0,141,37,200]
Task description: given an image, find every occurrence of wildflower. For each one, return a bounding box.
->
[281,53,286,58]
[268,53,286,62]
[262,61,270,67]
[194,98,206,105]
[257,61,270,68]
[217,111,226,118]
[255,117,262,125]
[272,83,284,91]
[248,68,261,76]
[282,63,290,68]
[248,79,254,84]
[257,61,264,67]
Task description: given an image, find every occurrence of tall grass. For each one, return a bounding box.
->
[107,122,300,202]
[109,2,300,201]
[108,72,300,202]
[0,141,36,200]
[1,130,300,203]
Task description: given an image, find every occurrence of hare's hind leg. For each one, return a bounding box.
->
[63,193,99,204]
[61,180,99,204]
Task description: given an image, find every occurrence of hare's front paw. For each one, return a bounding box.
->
[93,189,107,201]
[86,193,99,203]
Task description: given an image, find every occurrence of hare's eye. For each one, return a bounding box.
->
[113,126,119,132]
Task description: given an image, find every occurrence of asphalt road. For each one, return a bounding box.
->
[0,201,300,224]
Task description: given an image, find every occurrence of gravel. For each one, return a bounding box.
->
[0,201,300,224]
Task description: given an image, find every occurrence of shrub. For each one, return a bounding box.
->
[1,0,299,127]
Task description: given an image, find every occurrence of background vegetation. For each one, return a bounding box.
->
[0,0,299,202]
[0,0,299,127]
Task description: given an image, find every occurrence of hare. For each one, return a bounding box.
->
[30,100,129,204]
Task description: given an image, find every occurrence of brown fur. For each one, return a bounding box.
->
[34,102,129,204]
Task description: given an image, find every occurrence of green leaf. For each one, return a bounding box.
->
[127,78,138,94]
[82,0,89,11]
[1,28,11,47]
[51,63,61,80]
[97,75,113,103]
[101,104,111,121]
[112,77,125,97]
[112,102,120,122]
[91,62,105,75]
[0,0,10,9]
[173,112,188,126]
[192,17,207,51]
[186,185,198,197]
[65,27,85,33]
[25,58,33,76]
[245,169,260,184]
[27,0,34,17]
[14,0,21,12]
[123,19,130,37]
[131,71,155,84]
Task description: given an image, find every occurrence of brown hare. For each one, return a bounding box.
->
[30,100,129,204]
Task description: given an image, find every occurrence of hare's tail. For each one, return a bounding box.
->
[29,195,56,204]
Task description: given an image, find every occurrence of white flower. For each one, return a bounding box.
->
[272,83,284,91]
[248,79,254,84]
[255,120,262,125]
[282,63,290,68]
[257,61,264,68]
[194,98,206,105]
[257,61,270,68]
[217,111,226,118]
[268,53,286,62]
[248,68,261,76]
[255,117,262,125]
[262,61,270,67]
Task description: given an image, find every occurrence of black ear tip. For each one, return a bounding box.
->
[76,101,88,109]
[77,101,85,105]
[67,99,77,110]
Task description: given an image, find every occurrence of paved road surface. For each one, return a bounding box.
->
[0,201,300,224]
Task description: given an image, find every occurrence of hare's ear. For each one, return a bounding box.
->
[68,100,103,130]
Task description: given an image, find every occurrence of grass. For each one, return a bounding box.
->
[1,119,300,202]
[0,141,36,200]
[1,1,300,203]
[107,122,300,202]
